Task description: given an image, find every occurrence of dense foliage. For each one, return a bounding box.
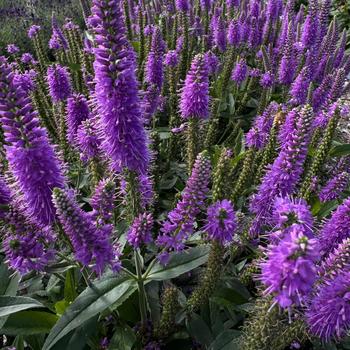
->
[1,0,350,349]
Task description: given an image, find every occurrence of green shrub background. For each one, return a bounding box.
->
[0,0,84,54]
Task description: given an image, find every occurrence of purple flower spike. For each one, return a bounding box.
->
[76,117,103,163]
[246,102,279,149]
[127,212,153,248]
[232,59,248,85]
[156,152,211,259]
[176,0,189,12]
[13,70,37,94]
[0,59,64,226]
[260,71,275,88]
[307,271,350,342]
[21,53,36,65]
[47,64,72,104]
[164,50,179,67]
[53,188,119,274]
[318,197,350,256]
[145,26,166,89]
[227,20,241,47]
[204,200,236,244]
[7,44,20,55]
[180,54,210,120]
[0,177,11,219]
[28,25,41,39]
[260,230,318,308]
[3,206,55,274]
[200,0,211,11]
[226,0,239,8]
[214,17,227,52]
[290,68,310,105]
[66,94,90,145]
[250,105,314,233]
[91,0,150,175]
[319,171,350,202]
[90,179,116,225]
[272,197,314,239]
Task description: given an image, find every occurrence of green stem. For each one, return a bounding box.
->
[135,249,148,324]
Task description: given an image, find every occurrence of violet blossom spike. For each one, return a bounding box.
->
[250,105,314,233]
[259,71,275,88]
[318,238,350,280]
[21,53,36,65]
[7,44,20,55]
[200,0,211,11]
[226,0,239,9]
[0,176,11,219]
[318,0,331,40]
[232,58,248,85]
[329,68,346,102]
[145,26,166,89]
[248,17,260,48]
[127,212,153,248]
[91,0,150,175]
[0,59,65,226]
[312,74,334,111]
[13,70,37,94]
[301,12,319,49]
[227,20,241,47]
[141,86,161,123]
[290,67,310,105]
[246,102,279,149]
[52,188,120,274]
[205,51,220,75]
[66,94,90,145]
[90,179,116,225]
[3,205,55,274]
[47,64,72,104]
[164,50,179,67]
[28,25,41,39]
[204,199,237,245]
[51,14,68,50]
[267,0,283,21]
[175,0,189,12]
[76,117,103,163]
[214,17,226,52]
[156,152,211,260]
[319,171,350,203]
[318,197,350,256]
[278,21,296,85]
[334,29,347,69]
[271,197,314,239]
[179,54,210,120]
[307,271,350,342]
[260,230,318,308]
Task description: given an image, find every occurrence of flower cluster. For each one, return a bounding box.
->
[157,152,211,262]
[260,230,318,308]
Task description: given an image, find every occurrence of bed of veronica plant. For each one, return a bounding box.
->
[1,0,350,349]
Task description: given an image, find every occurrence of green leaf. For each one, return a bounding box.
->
[50,316,98,350]
[0,261,20,296]
[0,260,20,328]
[0,296,44,317]
[329,144,350,157]
[64,269,77,303]
[1,310,58,335]
[186,313,213,347]
[43,274,137,350]
[54,300,70,316]
[12,335,25,350]
[146,245,210,281]
[108,324,136,350]
[209,330,241,350]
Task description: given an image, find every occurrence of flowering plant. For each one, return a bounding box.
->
[0,0,350,349]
